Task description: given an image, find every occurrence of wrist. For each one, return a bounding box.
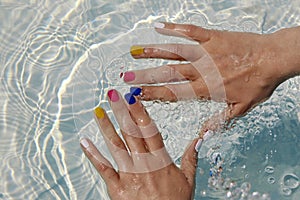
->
[270,27,300,81]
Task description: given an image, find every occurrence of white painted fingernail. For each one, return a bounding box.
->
[203,130,213,141]
[154,22,165,29]
[195,139,203,152]
[80,138,89,148]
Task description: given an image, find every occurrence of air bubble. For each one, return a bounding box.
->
[249,192,261,200]
[267,176,275,184]
[261,193,271,200]
[264,166,274,174]
[283,173,299,189]
[281,187,292,196]
[240,182,251,193]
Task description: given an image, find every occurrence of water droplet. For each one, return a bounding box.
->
[264,166,274,174]
[261,193,271,200]
[240,182,251,193]
[281,187,292,196]
[250,192,261,199]
[226,191,232,198]
[267,176,276,184]
[283,173,299,189]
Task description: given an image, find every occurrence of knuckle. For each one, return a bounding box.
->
[186,25,198,36]
[110,137,125,149]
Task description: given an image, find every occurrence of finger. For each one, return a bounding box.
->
[181,138,201,187]
[94,107,132,169]
[80,138,119,186]
[124,90,164,152]
[141,81,208,102]
[154,22,215,42]
[123,63,200,84]
[107,89,148,153]
[130,44,203,61]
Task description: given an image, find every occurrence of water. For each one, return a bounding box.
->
[0,0,299,199]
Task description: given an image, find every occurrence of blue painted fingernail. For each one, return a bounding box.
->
[125,93,136,105]
[130,87,142,96]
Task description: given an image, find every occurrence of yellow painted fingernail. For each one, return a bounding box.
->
[130,46,144,56]
[94,107,105,119]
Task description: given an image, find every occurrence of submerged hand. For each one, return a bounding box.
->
[80,89,202,200]
[124,22,300,133]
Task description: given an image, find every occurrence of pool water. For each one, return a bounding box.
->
[0,0,299,199]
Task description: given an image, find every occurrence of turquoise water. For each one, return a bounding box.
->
[0,0,299,199]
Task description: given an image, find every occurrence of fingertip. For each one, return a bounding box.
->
[123,71,136,82]
[94,107,105,119]
[130,87,142,96]
[154,22,165,29]
[124,93,136,105]
[80,138,90,149]
[108,89,120,102]
[130,46,144,56]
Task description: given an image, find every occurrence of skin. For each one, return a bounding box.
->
[126,23,300,135]
[81,90,201,200]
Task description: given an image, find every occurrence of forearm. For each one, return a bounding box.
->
[272,27,300,80]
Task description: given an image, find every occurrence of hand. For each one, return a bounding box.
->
[80,89,202,200]
[124,22,300,133]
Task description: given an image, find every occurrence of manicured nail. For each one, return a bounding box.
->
[130,87,142,96]
[108,89,119,102]
[80,138,89,148]
[125,93,136,105]
[203,130,213,141]
[154,22,165,29]
[94,107,105,119]
[123,72,135,82]
[195,139,203,152]
[130,46,144,56]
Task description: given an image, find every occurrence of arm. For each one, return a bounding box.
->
[269,27,300,81]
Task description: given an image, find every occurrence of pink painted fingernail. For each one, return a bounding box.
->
[108,89,119,102]
[123,72,135,82]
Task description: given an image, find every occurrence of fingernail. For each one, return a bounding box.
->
[130,46,144,56]
[154,22,165,29]
[130,87,142,96]
[195,139,203,152]
[203,130,213,141]
[80,138,89,148]
[94,107,105,119]
[123,72,135,82]
[125,93,136,105]
[108,89,119,102]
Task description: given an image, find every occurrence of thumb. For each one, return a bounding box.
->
[181,138,202,187]
[199,103,248,138]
